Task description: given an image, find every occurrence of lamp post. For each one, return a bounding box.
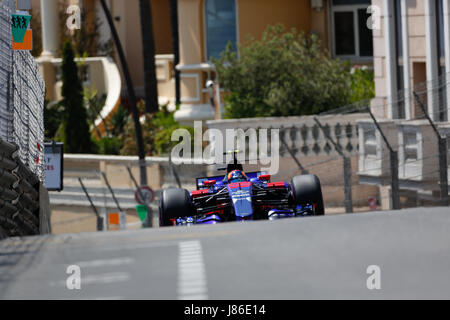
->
[99,0,148,187]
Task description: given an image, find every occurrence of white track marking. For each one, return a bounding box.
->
[50,258,134,290]
[59,296,124,300]
[74,257,134,268]
[50,272,130,287]
[177,240,208,300]
[90,241,176,252]
[81,272,130,285]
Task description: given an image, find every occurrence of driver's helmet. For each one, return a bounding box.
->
[227,170,247,183]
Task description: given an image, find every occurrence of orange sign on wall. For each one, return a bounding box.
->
[108,212,120,225]
[12,29,32,51]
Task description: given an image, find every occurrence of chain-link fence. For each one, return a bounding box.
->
[204,72,450,214]
[0,2,45,182]
[206,114,377,214]
[319,71,450,212]
[0,2,48,238]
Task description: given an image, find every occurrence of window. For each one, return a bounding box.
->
[363,128,377,157]
[404,131,418,162]
[205,0,237,61]
[331,0,373,59]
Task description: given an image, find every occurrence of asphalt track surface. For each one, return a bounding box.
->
[0,207,450,300]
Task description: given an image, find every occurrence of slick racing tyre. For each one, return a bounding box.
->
[291,174,325,216]
[159,188,192,226]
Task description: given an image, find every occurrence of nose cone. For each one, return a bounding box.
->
[228,182,253,218]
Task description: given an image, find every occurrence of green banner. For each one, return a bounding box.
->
[136,205,148,222]
[11,14,31,43]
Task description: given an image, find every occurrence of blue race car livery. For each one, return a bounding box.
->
[159,153,325,227]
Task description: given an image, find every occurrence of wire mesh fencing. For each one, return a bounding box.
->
[0,2,45,182]
[206,113,378,214]
[317,71,450,212]
[204,70,450,214]
[0,3,47,238]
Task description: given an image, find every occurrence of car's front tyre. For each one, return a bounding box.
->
[291,174,325,215]
[159,188,193,226]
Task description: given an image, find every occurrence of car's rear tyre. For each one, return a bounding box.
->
[291,174,325,215]
[159,188,192,226]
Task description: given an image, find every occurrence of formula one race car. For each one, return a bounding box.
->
[159,151,324,226]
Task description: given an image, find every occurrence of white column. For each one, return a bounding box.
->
[401,0,411,120]
[443,0,450,121]
[384,0,398,119]
[425,0,439,120]
[40,0,59,57]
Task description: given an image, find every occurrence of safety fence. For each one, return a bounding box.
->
[318,71,450,212]
[206,113,378,213]
[0,2,48,238]
[205,74,450,213]
[0,2,45,182]
[47,155,209,234]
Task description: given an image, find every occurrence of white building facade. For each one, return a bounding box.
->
[359,0,450,208]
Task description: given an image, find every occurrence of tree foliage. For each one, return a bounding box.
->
[44,100,64,139]
[58,2,113,58]
[60,41,94,153]
[30,7,42,57]
[350,66,375,103]
[213,25,355,118]
[120,103,193,156]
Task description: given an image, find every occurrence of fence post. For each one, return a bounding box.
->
[413,91,449,206]
[78,178,103,231]
[438,138,449,206]
[390,150,400,210]
[101,172,123,212]
[279,131,308,175]
[314,117,353,213]
[342,156,353,213]
[169,153,182,188]
[367,109,400,210]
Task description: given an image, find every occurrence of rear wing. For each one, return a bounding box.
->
[196,171,267,190]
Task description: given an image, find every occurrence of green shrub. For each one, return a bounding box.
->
[119,103,193,156]
[44,100,64,140]
[95,136,122,155]
[111,104,128,136]
[83,88,107,134]
[213,24,354,118]
[350,66,375,103]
